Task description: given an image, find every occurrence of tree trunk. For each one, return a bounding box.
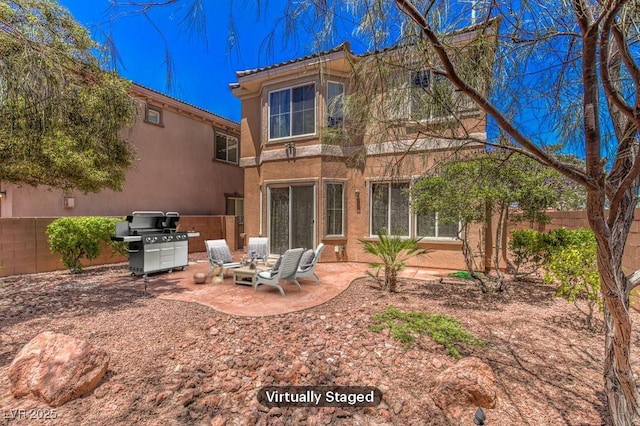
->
[460,222,477,273]
[588,190,640,425]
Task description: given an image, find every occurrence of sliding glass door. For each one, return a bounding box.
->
[269,185,315,254]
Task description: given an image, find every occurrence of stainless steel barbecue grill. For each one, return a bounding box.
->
[111,211,200,281]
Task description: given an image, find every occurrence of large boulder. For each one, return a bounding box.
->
[432,357,497,424]
[8,332,110,407]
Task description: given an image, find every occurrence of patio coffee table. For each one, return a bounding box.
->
[233,266,268,286]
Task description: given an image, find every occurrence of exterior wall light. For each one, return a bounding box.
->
[285,142,295,157]
[0,191,6,199]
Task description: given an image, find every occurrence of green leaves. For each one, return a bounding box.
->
[360,229,431,292]
[46,217,127,273]
[509,227,601,328]
[0,0,136,192]
[370,306,484,358]
[542,229,601,328]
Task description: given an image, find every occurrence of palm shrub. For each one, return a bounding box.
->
[359,230,431,292]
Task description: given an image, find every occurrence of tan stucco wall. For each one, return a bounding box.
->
[241,145,483,271]
[0,89,243,218]
[234,48,488,272]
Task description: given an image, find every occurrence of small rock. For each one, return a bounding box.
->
[111,383,126,394]
[179,389,196,406]
[210,416,226,426]
[222,379,241,393]
[335,408,352,418]
[209,327,220,336]
[155,391,172,406]
[268,407,283,416]
[93,386,108,399]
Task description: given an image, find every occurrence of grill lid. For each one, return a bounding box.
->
[124,211,180,235]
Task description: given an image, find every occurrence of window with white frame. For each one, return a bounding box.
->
[370,181,458,239]
[269,83,316,140]
[371,182,410,237]
[145,105,163,126]
[215,133,238,164]
[416,212,459,239]
[327,81,344,128]
[226,197,244,225]
[325,182,344,236]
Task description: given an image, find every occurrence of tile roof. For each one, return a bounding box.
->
[131,82,239,125]
[235,42,351,78]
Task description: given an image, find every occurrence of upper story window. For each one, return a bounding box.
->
[145,105,163,126]
[410,69,453,120]
[215,133,239,164]
[327,81,344,128]
[269,83,316,140]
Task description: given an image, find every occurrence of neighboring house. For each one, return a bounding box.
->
[0,83,244,219]
[231,25,496,270]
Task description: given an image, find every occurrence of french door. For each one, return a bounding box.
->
[268,185,315,254]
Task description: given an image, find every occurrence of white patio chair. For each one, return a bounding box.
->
[253,248,304,296]
[295,243,325,284]
[246,237,269,262]
[205,239,241,276]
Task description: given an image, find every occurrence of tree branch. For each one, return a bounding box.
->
[599,1,637,128]
[626,269,640,293]
[393,0,596,190]
[612,21,640,89]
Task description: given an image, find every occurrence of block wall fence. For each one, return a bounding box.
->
[4,209,640,279]
[0,216,240,277]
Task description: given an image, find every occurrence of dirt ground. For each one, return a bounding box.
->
[0,258,636,425]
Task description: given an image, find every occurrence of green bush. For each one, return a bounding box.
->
[509,227,594,276]
[46,216,127,273]
[370,306,484,359]
[543,229,601,329]
[508,229,547,275]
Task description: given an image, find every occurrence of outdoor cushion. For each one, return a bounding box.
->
[300,249,315,269]
[270,255,283,277]
[208,245,233,264]
[257,271,273,279]
[247,242,267,260]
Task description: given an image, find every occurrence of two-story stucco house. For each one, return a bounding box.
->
[0,83,244,219]
[231,24,496,270]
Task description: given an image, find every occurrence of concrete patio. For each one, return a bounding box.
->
[139,260,452,317]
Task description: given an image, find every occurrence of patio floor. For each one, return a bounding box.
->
[141,260,452,317]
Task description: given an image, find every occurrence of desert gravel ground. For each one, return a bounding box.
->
[0,255,637,425]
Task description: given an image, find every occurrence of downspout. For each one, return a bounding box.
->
[259,185,263,236]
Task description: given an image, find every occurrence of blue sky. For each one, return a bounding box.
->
[57,0,316,123]
[55,1,568,153]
